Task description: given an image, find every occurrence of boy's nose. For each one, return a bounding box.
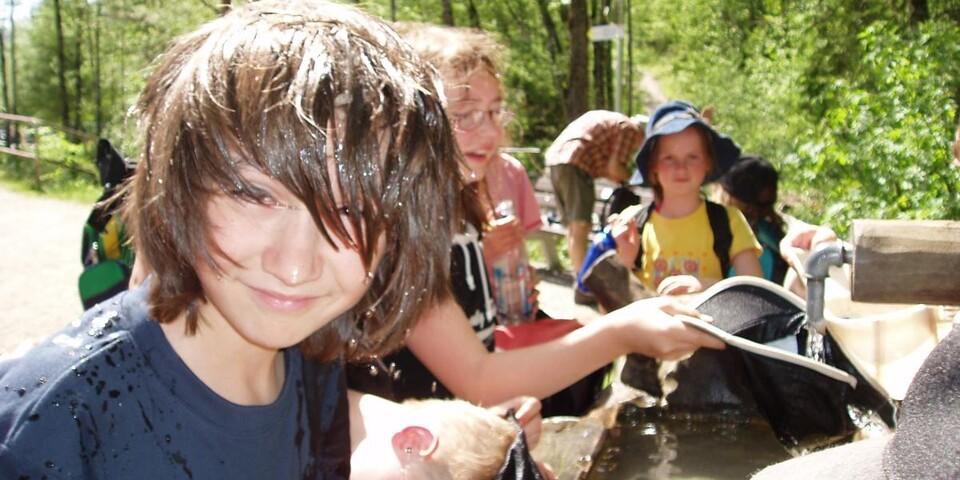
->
[262,210,323,286]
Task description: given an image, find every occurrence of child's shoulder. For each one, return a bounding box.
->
[0,290,154,475]
[0,289,151,423]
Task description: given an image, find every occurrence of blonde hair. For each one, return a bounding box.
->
[396,23,503,84]
[403,398,516,479]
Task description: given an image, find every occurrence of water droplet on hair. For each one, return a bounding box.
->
[28,413,40,421]
[368,365,378,376]
[16,387,26,397]
[430,381,438,394]
[45,460,55,469]
[35,376,47,386]
[165,434,172,443]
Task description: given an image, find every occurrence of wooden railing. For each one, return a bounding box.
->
[0,112,97,188]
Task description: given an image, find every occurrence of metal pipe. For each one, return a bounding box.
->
[805,241,855,333]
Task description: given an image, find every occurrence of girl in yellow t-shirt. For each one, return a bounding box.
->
[612,101,762,295]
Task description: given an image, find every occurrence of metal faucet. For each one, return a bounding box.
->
[805,241,855,333]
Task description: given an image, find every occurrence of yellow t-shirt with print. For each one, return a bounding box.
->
[637,201,761,290]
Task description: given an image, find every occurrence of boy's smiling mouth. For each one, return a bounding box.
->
[248,285,320,313]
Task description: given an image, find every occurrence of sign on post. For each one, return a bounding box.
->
[589,23,624,42]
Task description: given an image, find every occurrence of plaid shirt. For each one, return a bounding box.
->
[545,110,645,179]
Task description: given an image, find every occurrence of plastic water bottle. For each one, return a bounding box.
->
[489,200,533,325]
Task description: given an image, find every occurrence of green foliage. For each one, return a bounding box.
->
[3,0,958,231]
[633,0,960,233]
[0,127,98,199]
[361,0,568,172]
[788,20,960,230]
[15,0,217,154]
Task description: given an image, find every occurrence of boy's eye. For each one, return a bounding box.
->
[256,193,281,207]
[234,184,291,209]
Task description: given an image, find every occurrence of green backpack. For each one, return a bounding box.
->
[79,139,135,309]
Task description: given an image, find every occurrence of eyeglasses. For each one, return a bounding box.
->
[450,108,515,131]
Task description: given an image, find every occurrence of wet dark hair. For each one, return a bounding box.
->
[123,0,464,361]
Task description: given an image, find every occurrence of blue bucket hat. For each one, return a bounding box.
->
[632,100,741,186]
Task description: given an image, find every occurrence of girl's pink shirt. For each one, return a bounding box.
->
[485,153,543,235]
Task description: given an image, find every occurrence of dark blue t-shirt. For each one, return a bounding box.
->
[0,287,349,479]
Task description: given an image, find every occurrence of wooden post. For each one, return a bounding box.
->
[850,219,960,305]
[32,123,40,190]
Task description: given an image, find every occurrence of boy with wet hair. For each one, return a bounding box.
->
[0,1,463,478]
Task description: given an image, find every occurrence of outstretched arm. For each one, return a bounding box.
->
[405,296,724,406]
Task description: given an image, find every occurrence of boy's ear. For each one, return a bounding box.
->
[391,425,439,465]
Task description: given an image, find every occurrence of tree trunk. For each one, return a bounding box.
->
[53,0,71,128]
[8,0,16,145]
[591,0,612,110]
[626,0,633,115]
[909,0,929,24]
[536,0,562,61]
[390,0,397,22]
[566,0,589,121]
[219,0,232,16]
[74,4,84,132]
[466,0,481,28]
[94,1,102,135]
[0,29,7,112]
[441,0,455,26]
[0,29,8,146]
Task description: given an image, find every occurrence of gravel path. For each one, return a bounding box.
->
[0,186,88,356]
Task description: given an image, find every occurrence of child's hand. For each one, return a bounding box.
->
[482,216,525,261]
[656,274,703,296]
[606,296,725,360]
[489,396,542,450]
[608,212,640,266]
[780,223,837,253]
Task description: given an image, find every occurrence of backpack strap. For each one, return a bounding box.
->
[600,185,641,229]
[632,202,656,271]
[705,200,732,278]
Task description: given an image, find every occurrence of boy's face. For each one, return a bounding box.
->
[195,166,379,351]
[445,69,505,182]
[651,126,710,197]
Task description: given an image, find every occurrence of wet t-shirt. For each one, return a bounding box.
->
[0,287,348,479]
